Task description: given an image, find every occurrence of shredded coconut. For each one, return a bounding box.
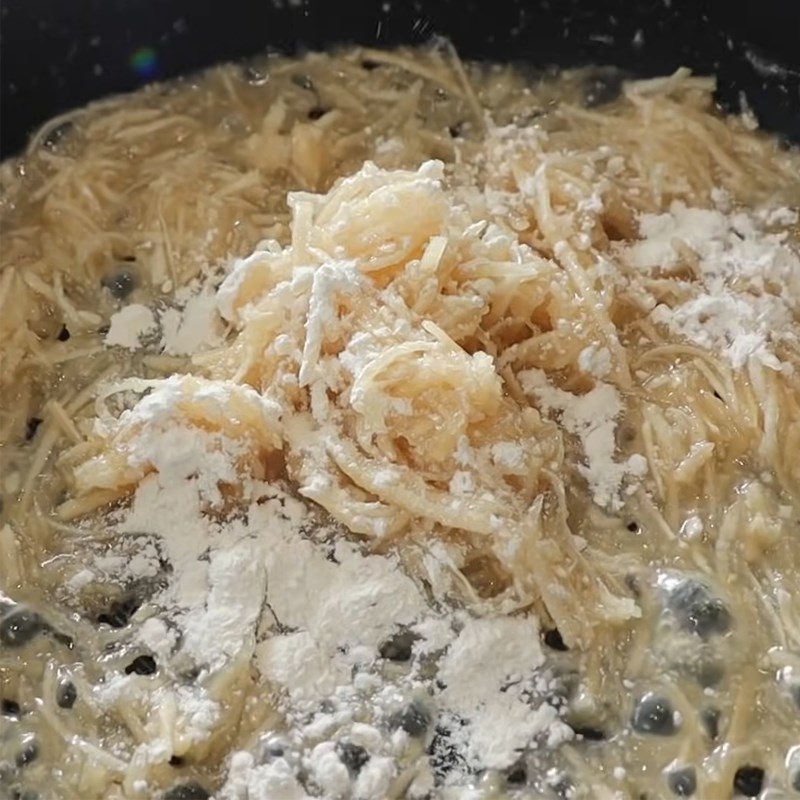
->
[52,124,800,799]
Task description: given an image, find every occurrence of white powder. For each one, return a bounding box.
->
[448,470,475,496]
[258,631,350,703]
[105,303,158,349]
[578,344,612,378]
[147,684,220,743]
[221,752,311,800]
[124,425,241,508]
[354,756,396,799]
[437,616,571,769]
[181,537,268,668]
[309,743,352,796]
[160,287,225,355]
[650,290,790,370]
[84,411,279,758]
[628,202,800,292]
[137,617,177,661]
[256,531,428,702]
[118,476,267,670]
[622,201,800,369]
[85,409,567,795]
[489,441,526,471]
[105,282,225,355]
[624,203,729,272]
[520,369,647,509]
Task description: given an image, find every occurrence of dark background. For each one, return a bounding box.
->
[1,0,799,157]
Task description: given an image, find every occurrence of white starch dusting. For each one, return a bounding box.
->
[520,369,647,509]
[105,303,158,349]
[622,200,800,370]
[75,410,567,798]
[105,282,225,355]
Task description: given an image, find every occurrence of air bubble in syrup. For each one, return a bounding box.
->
[337,741,369,775]
[662,575,731,639]
[2,698,21,717]
[544,628,569,651]
[632,693,678,736]
[0,609,45,647]
[389,703,429,736]
[161,783,210,800]
[379,628,417,662]
[42,120,74,150]
[291,74,315,92]
[733,765,765,797]
[56,680,77,709]
[242,64,268,86]
[125,654,157,675]
[16,735,39,767]
[667,765,697,796]
[101,268,137,300]
[97,593,141,628]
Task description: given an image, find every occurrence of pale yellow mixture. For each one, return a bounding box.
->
[1,44,800,800]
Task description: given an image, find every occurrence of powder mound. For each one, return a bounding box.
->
[622,200,800,370]
[105,303,158,349]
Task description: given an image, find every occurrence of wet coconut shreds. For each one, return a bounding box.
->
[1,44,800,800]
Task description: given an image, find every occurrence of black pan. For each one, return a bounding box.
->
[1,0,799,158]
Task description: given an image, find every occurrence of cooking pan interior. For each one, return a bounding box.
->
[1,0,799,158]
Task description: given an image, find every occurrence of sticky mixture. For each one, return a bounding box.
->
[1,45,800,800]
